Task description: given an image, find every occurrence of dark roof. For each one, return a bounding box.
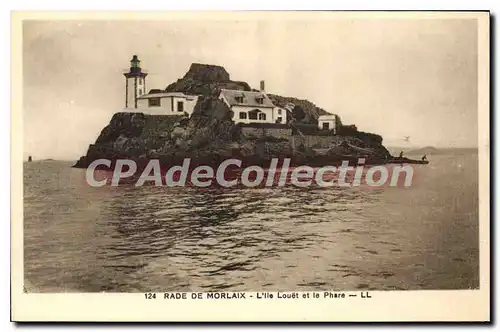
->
[149,89,164,94]
[137,92,197,100]
[220,89,275,108]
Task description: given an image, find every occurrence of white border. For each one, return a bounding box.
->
[5,1,495,329]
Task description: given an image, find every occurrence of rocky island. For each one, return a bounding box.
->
[74,62,393,169]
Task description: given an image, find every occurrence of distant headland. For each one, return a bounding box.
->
[74,55,397,169]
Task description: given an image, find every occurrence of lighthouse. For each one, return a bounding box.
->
[124,55,148,108]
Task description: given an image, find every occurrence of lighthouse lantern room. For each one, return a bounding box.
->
[124,55,147,108]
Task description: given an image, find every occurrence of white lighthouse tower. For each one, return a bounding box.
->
[124,55,147,108]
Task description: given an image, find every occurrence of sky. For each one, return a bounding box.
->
[22,16,479,160]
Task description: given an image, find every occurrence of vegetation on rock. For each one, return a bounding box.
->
[267,94,332,125]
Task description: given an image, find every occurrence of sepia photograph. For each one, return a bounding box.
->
[11,10,490,322]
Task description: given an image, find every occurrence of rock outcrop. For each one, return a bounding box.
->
[165,63,251,96]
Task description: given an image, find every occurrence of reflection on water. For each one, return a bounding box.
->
[24,153,479,292]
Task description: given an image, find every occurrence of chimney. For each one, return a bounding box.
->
[260,80,265,92]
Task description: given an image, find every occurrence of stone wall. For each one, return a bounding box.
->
[241,126,292,139]
[292,135,345,149]
[240,125,349,149]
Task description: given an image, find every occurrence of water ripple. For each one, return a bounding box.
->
[23,157,480,292]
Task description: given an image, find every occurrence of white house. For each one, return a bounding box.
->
[137,91,199,116]
[318,114,338,133]
[218,85,286,124]
[122,55,198,116]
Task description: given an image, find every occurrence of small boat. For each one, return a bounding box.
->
[388,157,429,165]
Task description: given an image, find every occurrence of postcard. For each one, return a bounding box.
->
[11,11,490,322]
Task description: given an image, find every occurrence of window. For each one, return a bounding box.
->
[277,109,282,115]
[258,113,266,121]
[177,101,184,112]
[256,97,263,104]
[249,110,259,120]
[138,89,143,96]
[239,112,247,119]
[149,98,161,107]
[235,96,244,103]
[322,122,330,130]
[276,117,282,123]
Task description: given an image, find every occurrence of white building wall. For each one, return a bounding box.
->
[231,105,274,124]
[137,77,146,98]
[126,76,147,108]
[126,77,136,108]
[136,98,172,114]
[318,115,337,133]
[273,107,287,124]
[171,96,199,116]
[135,95,199,116]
